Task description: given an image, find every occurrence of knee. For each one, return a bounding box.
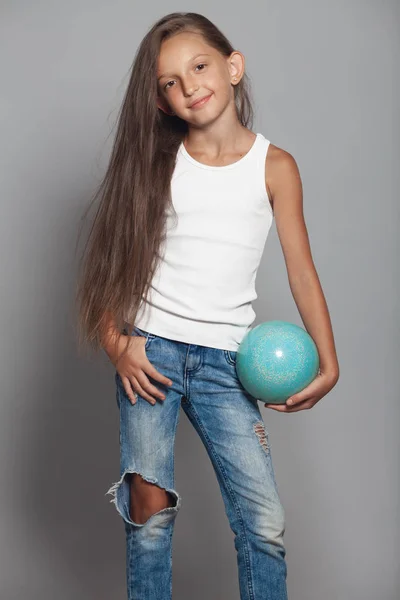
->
[259,504,286,551]
[129,473,177,525]
[105,469,181,526]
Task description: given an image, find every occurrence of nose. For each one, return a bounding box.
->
[182,77,199,96]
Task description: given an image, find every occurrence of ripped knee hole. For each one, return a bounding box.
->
[254,421,270,454]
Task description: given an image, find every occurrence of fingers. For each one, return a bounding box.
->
[134,370,168,405]
[144,360,173,389]
[135,336,173,390]
[121,375,139,405]
[119,338,173,406]
[121,374,159,406]
[121,368,172,406]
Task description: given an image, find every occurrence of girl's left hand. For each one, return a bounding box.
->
[263,369,339,412]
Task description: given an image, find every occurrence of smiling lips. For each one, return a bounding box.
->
[189,94,212,109]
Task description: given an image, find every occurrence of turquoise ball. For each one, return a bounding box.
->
[236,321,320,404]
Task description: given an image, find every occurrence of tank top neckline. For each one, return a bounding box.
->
[178,132,262,171]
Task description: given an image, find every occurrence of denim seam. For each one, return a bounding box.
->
[185,346,204,373]
[224,349,236,366]
[114,371,121,410]
[181,399,255,600]
[127,531,134,600]
[131,326,156,350]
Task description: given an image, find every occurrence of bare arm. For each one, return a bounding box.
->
[100,310,120,354]
[267,145,339,382]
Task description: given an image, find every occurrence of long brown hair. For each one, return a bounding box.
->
[75,11,254,362]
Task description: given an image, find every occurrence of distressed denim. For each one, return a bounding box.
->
[106,326,288,600]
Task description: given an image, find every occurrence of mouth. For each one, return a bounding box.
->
[189,94,213,109]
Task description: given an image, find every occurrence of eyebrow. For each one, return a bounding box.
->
[157,53,212,81]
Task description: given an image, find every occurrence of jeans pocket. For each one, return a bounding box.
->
[223,349,237,366]
[132,326,156,350]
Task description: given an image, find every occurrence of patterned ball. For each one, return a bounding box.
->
[236,321,320,404]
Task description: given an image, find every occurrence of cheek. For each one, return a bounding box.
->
[210,69,232,98]
[162,88,179,107]
[213,80,232,105]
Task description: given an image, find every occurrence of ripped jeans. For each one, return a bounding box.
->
[106,326,288,600]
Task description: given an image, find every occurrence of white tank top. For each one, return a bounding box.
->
[130,132,274,351]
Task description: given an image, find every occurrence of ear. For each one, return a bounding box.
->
[226,50,245,84]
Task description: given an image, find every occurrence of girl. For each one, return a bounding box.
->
[76,11,339,600]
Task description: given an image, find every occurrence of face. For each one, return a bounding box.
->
[156,31,244,122]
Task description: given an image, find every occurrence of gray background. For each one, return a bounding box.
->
[1,1,398,599]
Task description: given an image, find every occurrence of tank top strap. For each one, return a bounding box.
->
[252,133,271,207]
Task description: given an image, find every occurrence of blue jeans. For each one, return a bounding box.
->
[106,326,288,600]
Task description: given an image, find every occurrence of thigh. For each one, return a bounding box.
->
[116,329,183,487]
[107,330,185,525]
[183,347,284,530]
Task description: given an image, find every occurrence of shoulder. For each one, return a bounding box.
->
[265,143,302,210]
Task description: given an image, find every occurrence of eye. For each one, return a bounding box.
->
[163,64,206,91]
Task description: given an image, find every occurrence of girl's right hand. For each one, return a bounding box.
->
[110,335,173,406]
